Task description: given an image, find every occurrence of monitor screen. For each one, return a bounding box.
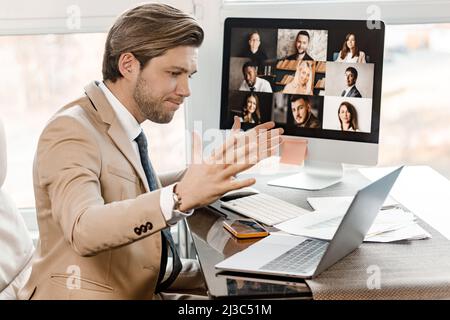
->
[220,18,385,144]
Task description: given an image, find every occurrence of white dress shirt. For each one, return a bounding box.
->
[98,82,192,226]
[336,51,366,63]
[343,85,355,97]
[239,77,273,93]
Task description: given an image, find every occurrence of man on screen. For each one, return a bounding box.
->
[290,95,320,129]
[286,31,314,61]
[341,66,362,98]
[239,61,273,93]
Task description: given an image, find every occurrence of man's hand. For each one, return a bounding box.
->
[175,117,283,212]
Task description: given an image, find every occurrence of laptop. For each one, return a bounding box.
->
[215,166,403,279]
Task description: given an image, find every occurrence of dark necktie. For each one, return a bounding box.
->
[135,130,182,293]
[250,86,256,92]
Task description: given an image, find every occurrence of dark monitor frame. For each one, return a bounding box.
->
[220,17,385,144]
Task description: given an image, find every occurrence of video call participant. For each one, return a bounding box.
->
[341,66,362,98]
[240,92,261,124]
[338,101,359,131]
[335,33,366,63]
[283,60,313,95]
[286,30,314,61]
[239,61,273,93]
[290,95,320,129]
[242,31,268,73]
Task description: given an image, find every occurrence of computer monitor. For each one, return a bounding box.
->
[220,18,385,190]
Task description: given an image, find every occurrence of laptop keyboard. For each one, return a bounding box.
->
[261,239,329,274]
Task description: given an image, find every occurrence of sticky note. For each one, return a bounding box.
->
[279,137,308,165]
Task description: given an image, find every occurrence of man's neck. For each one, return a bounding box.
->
[248,79,257,88]
[298,112,311,127]
[104,79,145,124]
[297,52,306,60]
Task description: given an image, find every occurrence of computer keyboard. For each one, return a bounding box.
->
[261,239,328,273]
[220,193,310,226]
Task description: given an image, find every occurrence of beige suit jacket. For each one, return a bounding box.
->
[19,81,185,300]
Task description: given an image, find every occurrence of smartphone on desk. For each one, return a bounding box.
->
[223,219,269,239]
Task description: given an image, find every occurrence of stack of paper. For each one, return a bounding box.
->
[274,196,431,242]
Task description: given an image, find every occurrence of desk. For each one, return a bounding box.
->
[187,166,450,299]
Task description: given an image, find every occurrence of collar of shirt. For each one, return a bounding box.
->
[253,77,263,90]
[345,84,355,95]
[98,81,142,143]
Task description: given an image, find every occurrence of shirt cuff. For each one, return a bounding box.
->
[160,184,194,226]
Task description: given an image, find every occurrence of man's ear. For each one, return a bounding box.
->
[117,53,140,80]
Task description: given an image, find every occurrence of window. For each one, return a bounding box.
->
[379,23,450,179]
[0,33,187,208]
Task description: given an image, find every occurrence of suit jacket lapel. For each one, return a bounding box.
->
[84,81,150,192]
[349,87,355,97]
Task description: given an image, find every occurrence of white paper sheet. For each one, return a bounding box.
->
[275,208,421,242]
[366,223,431,242]
[307,196,399,212]
[359,166,450,240]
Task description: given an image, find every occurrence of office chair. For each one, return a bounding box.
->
[0,118,34,300]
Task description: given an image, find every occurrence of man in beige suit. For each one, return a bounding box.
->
[19,4,282,300]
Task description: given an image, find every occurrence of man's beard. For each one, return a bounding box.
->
[297,46,305,54]
[133,75,176,124]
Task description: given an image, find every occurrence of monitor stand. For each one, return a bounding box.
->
[268,160,343,190]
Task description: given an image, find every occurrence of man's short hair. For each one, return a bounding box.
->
[345,66,358,79]
[296,30,310,41]
[290,95,310,107]
[242,61,258,75]
[102,3,204,82]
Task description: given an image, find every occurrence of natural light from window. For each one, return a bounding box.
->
[1,23,449,208]
[0,33,187,208]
